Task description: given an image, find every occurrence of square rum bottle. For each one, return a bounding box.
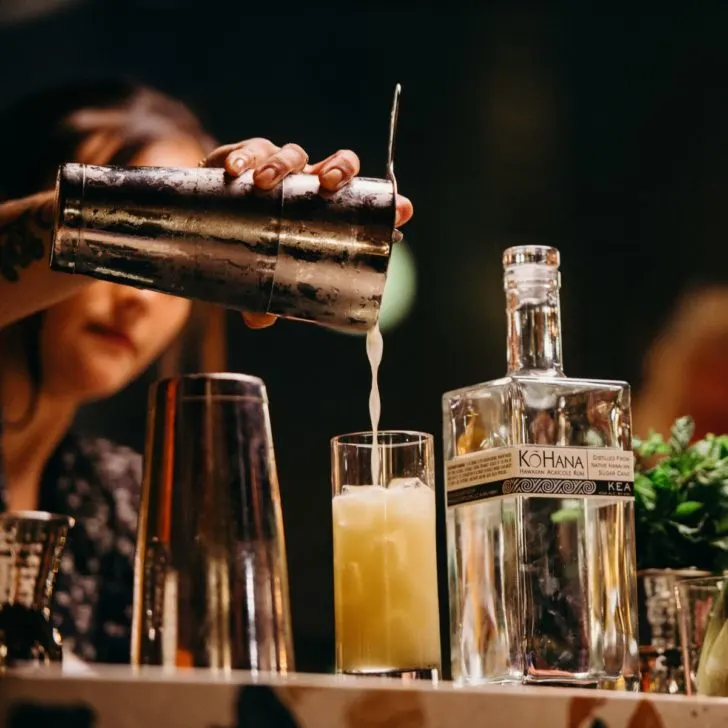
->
[442,245,639,690]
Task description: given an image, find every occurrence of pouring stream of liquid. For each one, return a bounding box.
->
[366,323,383,485]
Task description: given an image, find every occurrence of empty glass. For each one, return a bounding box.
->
[131,373,294,673]
[331,430,441,679]
[676,575,728,696]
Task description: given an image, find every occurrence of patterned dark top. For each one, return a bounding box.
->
[0,431,141,664]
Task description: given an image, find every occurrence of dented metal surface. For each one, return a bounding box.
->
[50,88,402,331]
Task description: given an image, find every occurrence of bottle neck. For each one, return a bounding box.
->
[505,270,564,377]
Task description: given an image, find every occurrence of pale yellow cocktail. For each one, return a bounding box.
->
[332,481,440,674]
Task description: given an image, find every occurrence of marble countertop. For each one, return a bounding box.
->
[1,666,728,728]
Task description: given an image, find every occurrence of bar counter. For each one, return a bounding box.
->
[2,665,728,728]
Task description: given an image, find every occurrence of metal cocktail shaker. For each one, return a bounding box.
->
[0,511,75,667]
[50,87,402,331]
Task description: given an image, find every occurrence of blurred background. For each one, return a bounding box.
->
[2,0,728,672]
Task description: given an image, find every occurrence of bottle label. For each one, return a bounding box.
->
[445,445,634,507]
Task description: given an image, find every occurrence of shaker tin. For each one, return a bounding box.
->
[51,86,403,331]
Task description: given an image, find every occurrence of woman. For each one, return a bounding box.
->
[0,79,413,663]
[633,286,728,441]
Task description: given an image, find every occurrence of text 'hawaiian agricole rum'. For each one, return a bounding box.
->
[442,245,639,690]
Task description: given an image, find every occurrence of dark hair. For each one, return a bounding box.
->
[0,77,215,200]
[0,78,217,427]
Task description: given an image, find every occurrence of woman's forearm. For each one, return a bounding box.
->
[0,192,90,327]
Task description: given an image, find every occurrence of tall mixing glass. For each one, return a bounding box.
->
[132,373,293,672]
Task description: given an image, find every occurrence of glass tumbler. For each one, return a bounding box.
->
[131,373,294,673]
[677,575,728,696]
[0,511,74,666]
[331,430,440,679]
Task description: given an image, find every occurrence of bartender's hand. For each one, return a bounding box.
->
[203,138,414,329]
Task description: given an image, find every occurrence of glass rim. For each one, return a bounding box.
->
[152,372,268,402]
[639,568,712,578]
[331,430,434,449]
[0,510,75,527]
[676,574,727,589]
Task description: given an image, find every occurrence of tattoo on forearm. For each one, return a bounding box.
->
[0,203,52,283]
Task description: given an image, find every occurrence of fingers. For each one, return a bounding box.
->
[202,138,280,175]
[395,195,414,227]
[204,138,311,190]
[252,143,309,190]
[242,311,277,329]
[309,151,412,226]
[307,149,360,191]
[203,141,414,227]
[224,138,282,177]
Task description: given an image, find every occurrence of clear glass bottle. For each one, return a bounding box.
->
[442,245,639,690]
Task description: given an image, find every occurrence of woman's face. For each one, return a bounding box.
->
[683,341,728,440]
[40,138,203,402]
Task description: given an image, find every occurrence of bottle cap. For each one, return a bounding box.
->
[503,245,559,268]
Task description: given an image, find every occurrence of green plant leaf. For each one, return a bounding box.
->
[673,501,704,519]
[670,416,695,455]
[634,475,656,510]
[634,430,671,458]
[715,513,728,535]
[634,416,728,570]
[717,435,728,457]
[672,522,702,540]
